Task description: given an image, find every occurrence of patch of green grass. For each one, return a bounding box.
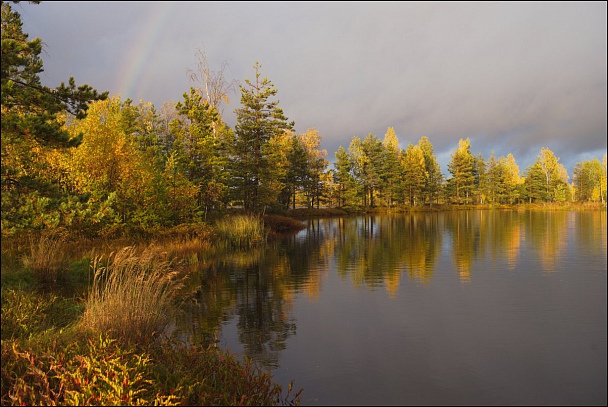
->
[213,215,267,249]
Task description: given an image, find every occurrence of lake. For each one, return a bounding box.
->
[174,210,607,405]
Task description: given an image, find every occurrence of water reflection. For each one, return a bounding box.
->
[173,211,607,374]
[444,211,484,281]
[523,211,570,272]
[327,215,442,294]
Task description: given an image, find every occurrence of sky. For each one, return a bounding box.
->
[16,1,607,175]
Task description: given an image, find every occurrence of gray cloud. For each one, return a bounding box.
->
[19,1,607,174]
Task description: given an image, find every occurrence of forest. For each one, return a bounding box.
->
[2,1,607,238]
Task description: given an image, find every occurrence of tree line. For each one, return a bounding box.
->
[2,2,607,234]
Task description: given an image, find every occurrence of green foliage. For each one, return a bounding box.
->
[523,161,548,203]
[1,2,107,233]
[573,158,604,202]
[379,128,403,207]
[233,62,295,212]
[333,145,362,209]
[1,191,58,231]
[351,134,384,207]
[484,151,504,204]
[523,147,570,203]
[1,288,84,341]
[171,88,230,217]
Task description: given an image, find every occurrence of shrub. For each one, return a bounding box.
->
[1,333,176,406]
[152,340,302,406]
[0,288,84,341]
[1,333,302,406]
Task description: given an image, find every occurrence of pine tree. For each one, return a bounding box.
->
[418,136,443,207]
[472,153,485,204]
[485,151,502,204]
[333,146,361,209]
[282,134,309,209]
[1,2,107,230]
[447,138,475,204]
[233,62,294,212]
[170,87,229,218]
[523,162,548,203]
[359,134,384,208]
[381,128,403,208]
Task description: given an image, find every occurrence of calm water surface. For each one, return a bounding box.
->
[175,210,607,405]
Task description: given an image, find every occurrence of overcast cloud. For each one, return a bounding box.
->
[17,1,607,174]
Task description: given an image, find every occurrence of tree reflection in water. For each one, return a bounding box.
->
[172,210,606,368]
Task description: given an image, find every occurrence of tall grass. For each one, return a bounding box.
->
[214,214,267,249]
[20,228,69,283]
[79,246,185,344]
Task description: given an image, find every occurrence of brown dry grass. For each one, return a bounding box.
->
[79,245,186,344]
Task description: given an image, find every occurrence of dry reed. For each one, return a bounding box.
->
[21,228,69,283]
[80,246,186,344]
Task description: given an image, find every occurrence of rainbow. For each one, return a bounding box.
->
[117,2,172,103]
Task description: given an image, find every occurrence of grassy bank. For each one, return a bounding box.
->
[1,219,303,406]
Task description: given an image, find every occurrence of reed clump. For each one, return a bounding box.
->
[20,228,70,283]
[213,214,267,249]
[79,246,186,344]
